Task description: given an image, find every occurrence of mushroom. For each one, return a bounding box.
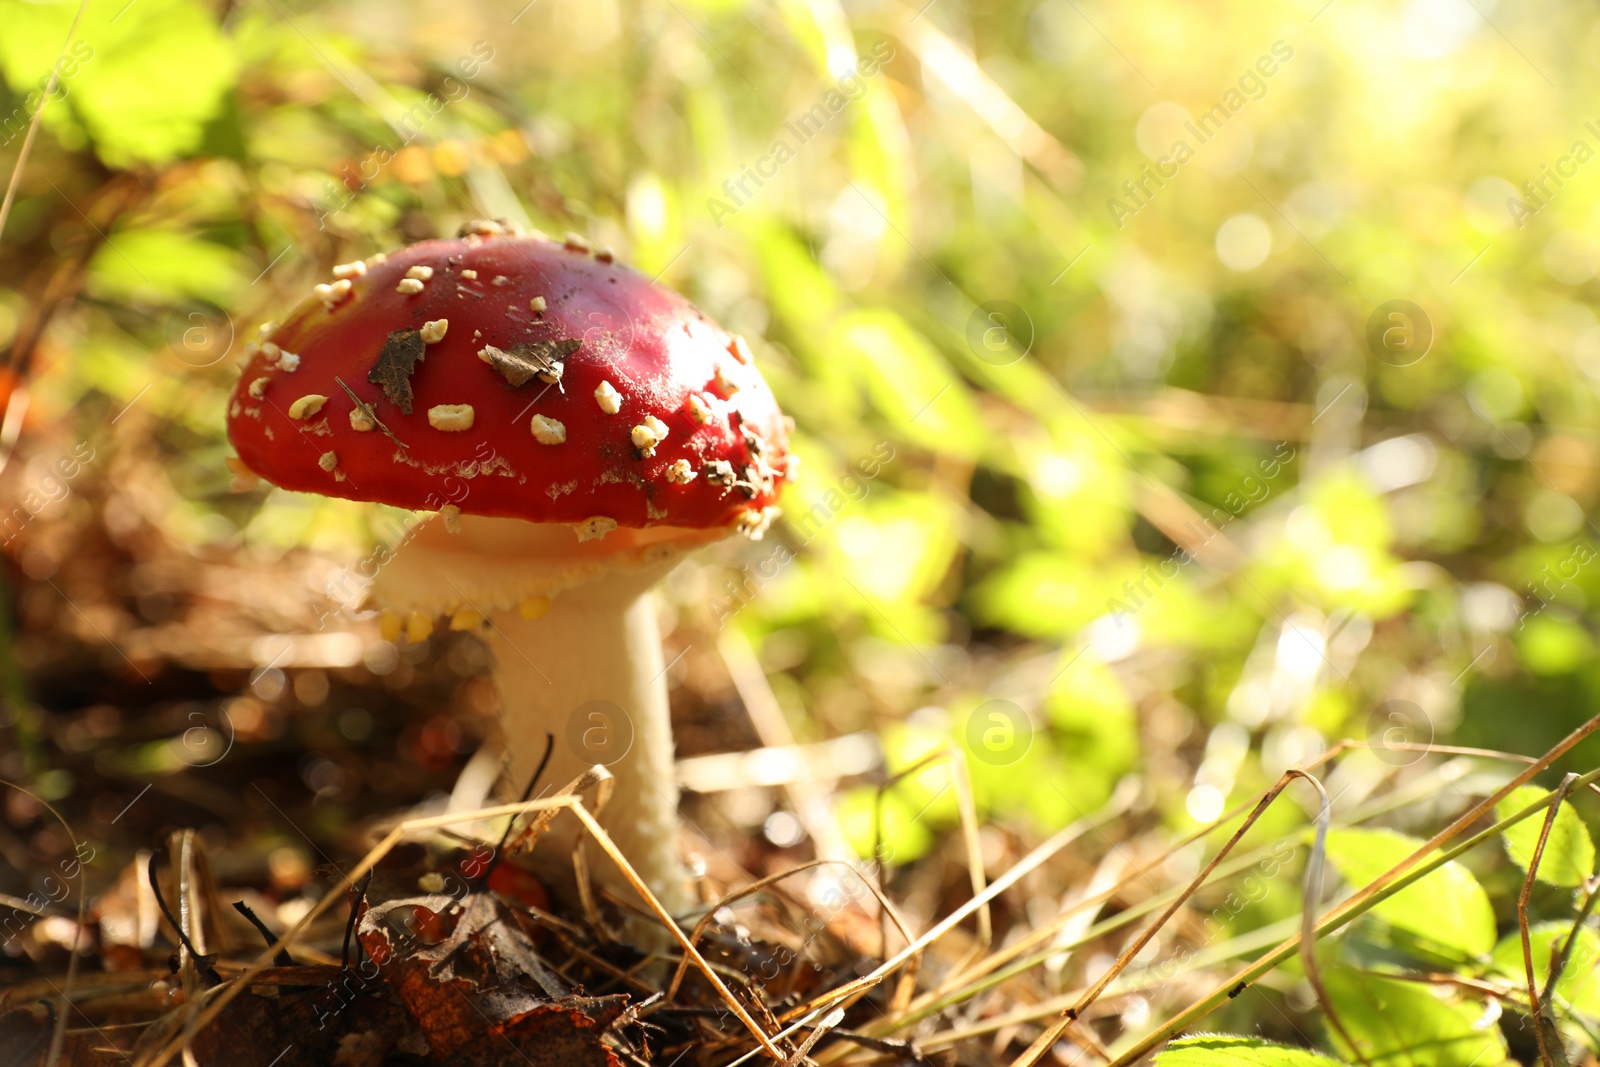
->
[226,221,789,924]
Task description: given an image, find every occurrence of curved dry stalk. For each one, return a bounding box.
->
[1348,968,1520,1003]
[137,794,784,1066]
[915,763,1478,1030]
[759,786,1137,1067]
[1519,772,1579,1067]
[0,778,90,1067]
[507,764,614,858]
[566,767,619,941]
[948,746,990,973]
[832,782,1133,1011]
[1106,716,1600,1067]
[1286,769,1365,1067]
[718,629,854,865]
[870,744,990,965]
[144,852,209,987]
[913,916,1305,1053]
[474,732,555,890]
[1379,743,1600,800]
[1545,872,1600,1002]
[888,753,1487,1041]
[0,0,88,246]
[926,739,1367,1004]
[661,858,915,1004]
[565,801,782,1058]
[783,1006,844,1066]
[1005,769,1314,1067]
[931,734,1556,1010]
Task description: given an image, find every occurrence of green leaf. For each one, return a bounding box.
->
[1325,828,1496,960]
[835,785,933,865]
[830,309,983,458]
[1496,784,1595,887]
[1155,1034,1349,1067]
[1042,658,1137,812]
[0,0,238,166]
[970,552,1104,637]
[1323,970,1506,1067]
[86,228,249,306]
[1516,615,1594,675]
[1489,921,1600,1018]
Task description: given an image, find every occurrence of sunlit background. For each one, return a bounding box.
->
[5,0,1600,1061]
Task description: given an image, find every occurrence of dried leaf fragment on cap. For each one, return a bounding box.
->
[479,339,581,388]
[368,329,428,415]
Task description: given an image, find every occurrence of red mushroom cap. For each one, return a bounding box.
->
[226,225,789,534]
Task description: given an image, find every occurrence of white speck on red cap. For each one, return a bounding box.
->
[314,279,352,308]
[428,404,475,432]
[686,393,715,425]
[288,395,327,419]
[530,414,567,444]
[631,416,668,457]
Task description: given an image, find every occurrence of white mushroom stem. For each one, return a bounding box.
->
[371,517,725,923]
[481,565,693,917]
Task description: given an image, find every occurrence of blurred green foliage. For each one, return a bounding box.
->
[6,0,1600,1058]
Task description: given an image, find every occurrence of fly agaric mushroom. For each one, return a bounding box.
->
[227,220,789,921]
